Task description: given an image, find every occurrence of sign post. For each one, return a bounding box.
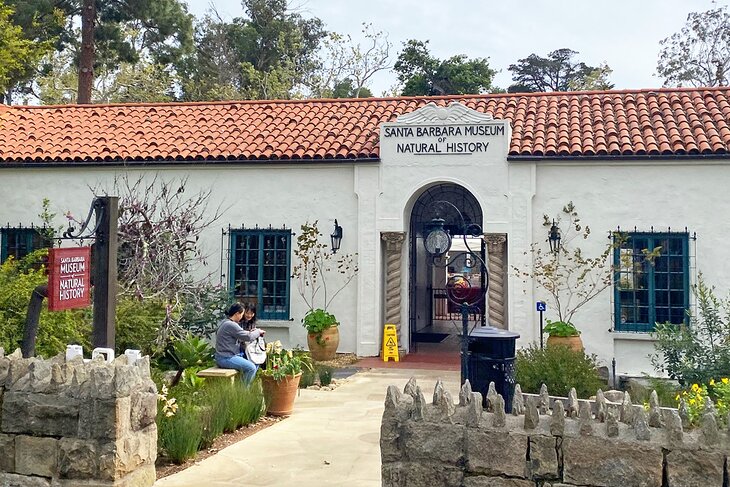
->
[536,301,547,349]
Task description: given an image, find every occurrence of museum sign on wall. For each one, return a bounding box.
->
[380,102,510,159]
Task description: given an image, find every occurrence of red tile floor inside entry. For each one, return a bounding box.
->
[354,335,461,371]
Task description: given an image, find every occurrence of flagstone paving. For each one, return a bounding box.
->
[154,367,460,487]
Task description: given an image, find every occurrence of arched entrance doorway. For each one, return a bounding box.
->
[409,183,485,350]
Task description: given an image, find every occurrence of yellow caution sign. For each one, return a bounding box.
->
[382,324,399,362]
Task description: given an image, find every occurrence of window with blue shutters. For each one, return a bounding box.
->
[613,232,690,332]
[228,229,291,320]
[0,226,51,262]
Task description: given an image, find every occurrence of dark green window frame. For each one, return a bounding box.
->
[228,229,291,320]
[613,232,690,332]
[0,227,51,262]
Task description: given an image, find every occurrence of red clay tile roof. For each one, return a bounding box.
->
[1,87,730,164]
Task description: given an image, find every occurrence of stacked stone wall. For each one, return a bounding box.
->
[0,348,157,487]
[381,378,730,487]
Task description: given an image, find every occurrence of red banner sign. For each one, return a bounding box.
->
[48,247,91,311]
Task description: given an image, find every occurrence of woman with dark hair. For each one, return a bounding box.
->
[214,303,265,384]
[239,302,257,331]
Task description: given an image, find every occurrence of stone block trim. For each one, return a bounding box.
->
[381,379,730,487]
[0,349,157,487]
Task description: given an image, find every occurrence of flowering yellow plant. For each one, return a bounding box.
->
[261,340,312,381]
[676,377,730,427]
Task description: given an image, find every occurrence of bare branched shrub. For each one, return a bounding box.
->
[89,174,229,349]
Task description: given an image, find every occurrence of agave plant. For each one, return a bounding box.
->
[169,334,214,386]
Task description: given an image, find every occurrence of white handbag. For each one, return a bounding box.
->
[244,336,267,365]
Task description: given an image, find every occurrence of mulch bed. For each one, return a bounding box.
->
[156,354,362,479]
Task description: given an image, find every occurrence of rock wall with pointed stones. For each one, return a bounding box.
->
[381,378,730,487]
[0,348,157,487]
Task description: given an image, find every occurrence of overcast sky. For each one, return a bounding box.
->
[185,0,726,95]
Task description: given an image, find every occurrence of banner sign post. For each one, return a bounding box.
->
[48,247,92,311]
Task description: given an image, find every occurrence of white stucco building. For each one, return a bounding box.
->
[1,87,729,377]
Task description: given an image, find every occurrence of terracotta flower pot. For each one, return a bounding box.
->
[261,372,302,416]
[307,325,340,361]
[546,335,584,352]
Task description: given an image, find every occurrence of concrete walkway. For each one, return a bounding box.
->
[154,367,460,487]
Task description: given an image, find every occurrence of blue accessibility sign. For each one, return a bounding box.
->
[536,301,547,312]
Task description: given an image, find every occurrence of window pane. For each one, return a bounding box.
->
[670,307,686,324]
[669,257,683,272]
[614,232,689,332]
[668,238,683,255]
[670,291,684,306]
[229,230,291,319]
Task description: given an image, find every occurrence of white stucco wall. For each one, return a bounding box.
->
[528,160,730,376]
[3,103,729,377]
[0,164,372,355]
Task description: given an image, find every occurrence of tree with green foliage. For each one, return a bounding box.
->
[507,48,613,93]
[393,39,496,96]
[5,0,193,104]
[0,0,53,102]
[657,6,730,87]
[178,0,325,101]
[34,49,176,104]
[306,24,390,98]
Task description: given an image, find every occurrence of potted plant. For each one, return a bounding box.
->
[301,308,339,361]
[292,221,358,361]
[543,320,583,351]
[259,340,312,416]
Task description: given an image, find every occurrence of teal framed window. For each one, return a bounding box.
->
[0,227,50,262]
[229,229,291,320]
[613,232,689,332]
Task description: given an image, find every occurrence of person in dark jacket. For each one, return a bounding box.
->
[215,303,265,384]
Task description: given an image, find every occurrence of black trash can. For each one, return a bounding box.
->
[466,327,520,412]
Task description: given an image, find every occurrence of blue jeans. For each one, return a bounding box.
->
[215,352,258,385]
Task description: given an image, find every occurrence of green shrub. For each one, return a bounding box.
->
[318,365,333,386]
[0,250,91,357]
[157,406,203,464]
[516,344,604,398]
[178,284,232,337]
[226,380,265,431]
[543,320,580,337]
[299,367,316,388]
[199,383,229,448]
[198,379,264,446]
[627,377,680,408]
[651,275,730,385]
[115,297,167,357]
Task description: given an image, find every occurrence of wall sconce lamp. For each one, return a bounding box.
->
[331,219,343,253]
[548,220,561,253]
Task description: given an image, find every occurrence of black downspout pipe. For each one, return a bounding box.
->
[22,284,48,358]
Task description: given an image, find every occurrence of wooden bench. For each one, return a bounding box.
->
[197,367,238,384]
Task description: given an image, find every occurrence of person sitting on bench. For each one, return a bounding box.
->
[214,303,265,384]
